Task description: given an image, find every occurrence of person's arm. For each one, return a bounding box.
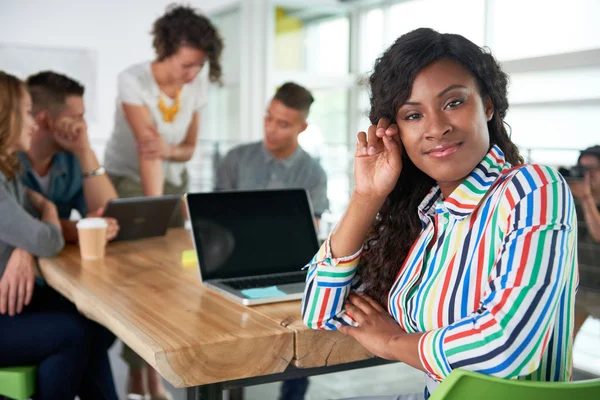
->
[121,103,164,197]
[54,116,118,212]
[60,220,79,243]
[0,248,36,316]
[303,121,402,330]
[403,168,576,380]
[77,148,118,210]
[0,188,64,257]
[338,166,578,380]
[581,194,600,242]
[301,193,383,329]
[167,112,200,162]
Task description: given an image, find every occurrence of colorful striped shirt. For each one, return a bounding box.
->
[302,145,578,385]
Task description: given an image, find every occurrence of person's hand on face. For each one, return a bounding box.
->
[338,292,406,360]
[54,116,90,154]
[354,118,403,201]
[568,172,593,200]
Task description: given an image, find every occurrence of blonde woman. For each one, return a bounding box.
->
[0,71,117,399]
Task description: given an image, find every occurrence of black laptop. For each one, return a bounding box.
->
[184,189,320,305]
[103,195,180,241]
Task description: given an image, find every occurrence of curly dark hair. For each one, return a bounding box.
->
[152,3,224,84]
[360,28,524,306]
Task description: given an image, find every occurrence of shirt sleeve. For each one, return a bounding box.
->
[0,185,65,258]
[118,69,145,106]
[301,235,363,330]
[308,165,329,218]
[214,150,238,191]
[418,166,577,381]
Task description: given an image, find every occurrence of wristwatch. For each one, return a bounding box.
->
[82,166,106,179]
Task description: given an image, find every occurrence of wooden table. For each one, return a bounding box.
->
[39,229,380,399]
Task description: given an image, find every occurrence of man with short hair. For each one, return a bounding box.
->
[216,82,329,223]
[17,70,120,399]
[215,82,328,400]
[20,71,119,242]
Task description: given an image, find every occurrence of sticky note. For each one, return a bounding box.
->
[241,286,287,299]
[181,250,197,268]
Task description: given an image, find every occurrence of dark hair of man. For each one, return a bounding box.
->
[26,71,84,115]
[273,82,315,116]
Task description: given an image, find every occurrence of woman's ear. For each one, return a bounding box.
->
[484,97,494,121]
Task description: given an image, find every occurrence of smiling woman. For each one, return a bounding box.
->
[301,28,578,399]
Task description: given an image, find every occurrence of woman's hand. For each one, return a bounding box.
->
[26,189,48,214]
[0,249,35,316]
[338,292,406,360]
[86,208,120,242]
[137,125,172,160]
[354,119,403,201]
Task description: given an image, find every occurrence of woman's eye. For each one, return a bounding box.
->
[405,113,421,121]
[446,99,464,109]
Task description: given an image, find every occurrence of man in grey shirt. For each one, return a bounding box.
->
[215,82,327,400]
[215,82,329,220]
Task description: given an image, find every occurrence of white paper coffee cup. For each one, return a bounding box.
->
[76,218,108,260]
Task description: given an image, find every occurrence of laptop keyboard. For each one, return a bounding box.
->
[224,272,307,290]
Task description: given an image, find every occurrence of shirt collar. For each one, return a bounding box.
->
[261,142,302,169]
[18,152,67,178]
[418,145,509,223]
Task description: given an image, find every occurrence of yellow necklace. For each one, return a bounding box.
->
[157,90,181,122]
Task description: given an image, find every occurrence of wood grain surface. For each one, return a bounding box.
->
[39,229,293,387]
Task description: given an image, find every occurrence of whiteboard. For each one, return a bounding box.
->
[0,44,97,122]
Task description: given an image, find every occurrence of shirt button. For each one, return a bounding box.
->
[271,173,276,179]
[439,215,448,224]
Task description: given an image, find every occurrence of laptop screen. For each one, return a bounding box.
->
[186,189,320,281]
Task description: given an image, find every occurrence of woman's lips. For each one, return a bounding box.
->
[425,143,461,158]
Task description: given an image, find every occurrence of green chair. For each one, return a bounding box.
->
[0,366,36,400]
[429,368,600,400]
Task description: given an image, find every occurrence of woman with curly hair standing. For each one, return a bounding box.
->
[105,3,223,224]
[302,28,577,399]
[103,4,223,399]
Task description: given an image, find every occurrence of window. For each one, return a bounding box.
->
[359,8,385,73]
[275,7,350,74]
[388,0,485,46]
[488,0,600,60]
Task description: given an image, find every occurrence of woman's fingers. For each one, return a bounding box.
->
[357,292,386,312]
[376,118,391,138]
[345,297,368,324]
[356,131,367,156]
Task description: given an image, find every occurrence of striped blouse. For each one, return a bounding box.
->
[302,145,578,385]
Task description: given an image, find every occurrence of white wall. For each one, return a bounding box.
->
[0,0,238,157]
